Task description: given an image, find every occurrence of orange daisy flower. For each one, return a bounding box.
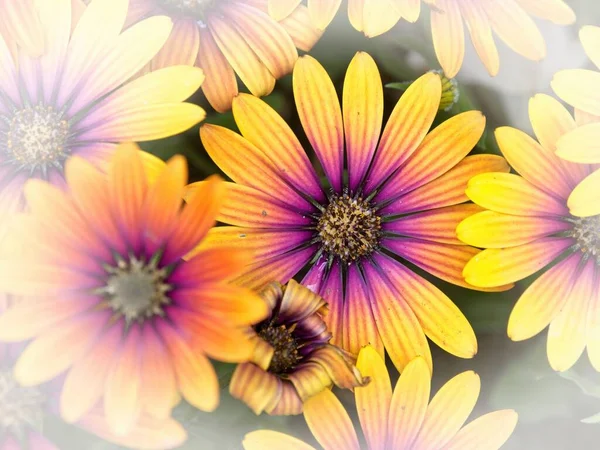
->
[230,280,367,415]
[267,0,341,30]
[0,0,205,244]
[127,0,323,112]
[197,51,511,373]
[0,0,45,56]
[348,0,575,78]
[243,346,518,450]
[552,25,600,218]
[457,94,600,372]
[0,144,268,436]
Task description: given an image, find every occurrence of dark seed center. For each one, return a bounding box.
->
[0,370,45,435]
[317,194,381,262]
[259,325,301,374]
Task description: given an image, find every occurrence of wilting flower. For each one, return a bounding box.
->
[428,0,575,77]
[267,0,341,30]
[0,0,45,56]
[457,94,600,372]
[127,0,323,112]
[197,51,511,372]
[0,0,205,243]
[229,280,367,415]
[552,25,600,217]
[243,345,518,450]
[0,144,268,436]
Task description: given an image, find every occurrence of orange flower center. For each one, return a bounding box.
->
[572,215,600,263]
[157,0,217,20]
[0,370,45,435]
[4,105,69,171]
[99,255,172,324]
[317,194,381,262]
[258,324,301,374]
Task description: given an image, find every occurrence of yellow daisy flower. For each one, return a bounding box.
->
[127,0,323,112]
[243,345,518,450]
[552,25,600,218]
[457,94,600,372]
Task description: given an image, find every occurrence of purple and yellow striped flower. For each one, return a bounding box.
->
[126,0,323,112]
[0,0,205,243]
[458,94,600,372]
[196,51,511,372]
[229,280,367,415]
[243,345,518,450]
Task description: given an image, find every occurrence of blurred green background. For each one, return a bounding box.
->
[50,1,600,448]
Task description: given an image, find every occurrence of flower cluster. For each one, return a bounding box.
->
[0,0,596,449]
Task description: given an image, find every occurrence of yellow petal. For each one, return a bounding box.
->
[2,0,45,56]
[547,259,595,371]
[567,169,600,217]
[279,4,323,52]
[387,357,431,449]
[528,94,576,153]
[457,210,570,249]
[580,25,600,70]
[431,0,465,78]
[244,430,316,450]
[304,389,360,450]
[396,0,422,23]
[412,371,480,449]
[508,253,580,341]
[268,0,301,20]
[444,409,519,450]
[465,172,568,217]
[355,345,392,450]
[552,69,600,116]
[459,1,499,76]
[343,52,383,190]
[463,238,574,288]
[556,124,600,164]
[361,0,402,37]
[308,0,341,30]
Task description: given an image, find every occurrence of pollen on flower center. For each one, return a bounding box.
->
[99,256,172,323]
[258,324,301,374]
[0,370,45,434]
[572,215,600,262]
[157,0,217,19]
[4,105,69,170]
[317,194,381,262]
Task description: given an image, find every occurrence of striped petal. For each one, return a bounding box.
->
[457,211,571,249]
[230,363,282,415]
[386,204,484,245]
[279,4,323,52]
[580,25,600,71]
[486,0,545,60]
[412,371,481,449]
[508,253,580,342]
[431,0,465,78]
[459,1,499,76]
[355,345,392,450]
[552,69,600,116]
[316,263,344,348]
[233,93,323,202]
[365,71,441,192]
[243,430,316,450]
[304,389,360,450]
[547,259,595,371]
[197,28,238,113]
[268,0,301,20]
[0,0,44,56]
[465,173,569,217]
[308,0,341,30]
[380,155,510,216]
[556,124,600,164]
[343,52,383,192]
[294,55,344,193]
[374,253,477,358]
[444,409,519,450]
[363,260,432,371]
[387,357,431,449]
[567,169,600,217]
[463,237,574,288]
[152,19,200,69]
[496,126,573,199]
[378,111,485,201]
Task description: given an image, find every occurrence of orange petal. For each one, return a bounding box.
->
[230,363,282,415]
[279,4,323,52]
[152,18,199,69]
[268,0,301,20]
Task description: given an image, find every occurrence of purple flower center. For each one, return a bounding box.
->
[258,324,301,374]
[157,0,217,20]
[4,105,69,171]
[96,255,172,324]
[571,215,600,263]
[317,194,382,262]
[0,370,45,436]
